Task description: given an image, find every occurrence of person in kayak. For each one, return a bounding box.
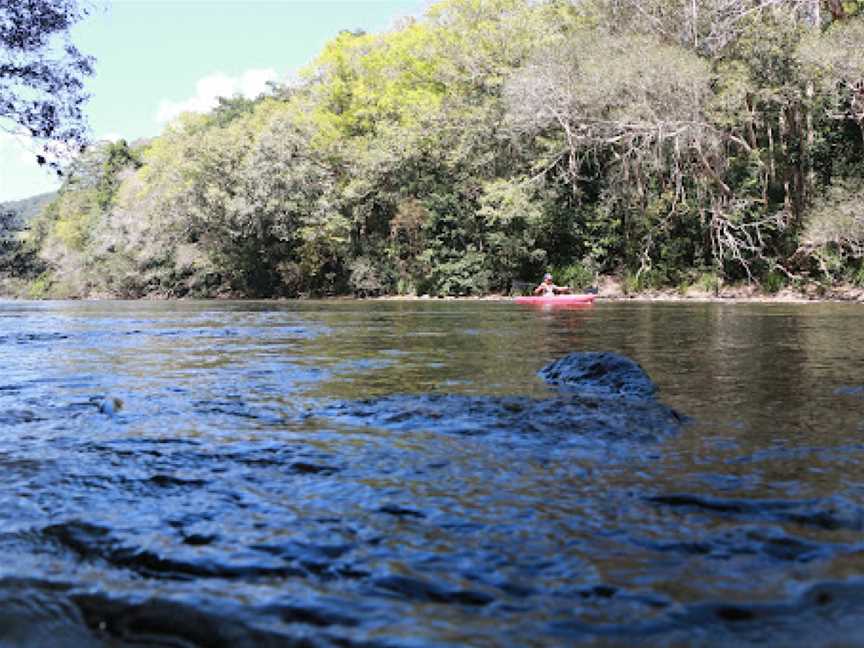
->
[533,273,571,296]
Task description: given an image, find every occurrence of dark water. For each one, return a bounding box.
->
[1,299,863,647]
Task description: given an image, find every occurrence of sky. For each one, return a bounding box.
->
[0,0,427,202]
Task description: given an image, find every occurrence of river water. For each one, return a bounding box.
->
[0,299,862,647]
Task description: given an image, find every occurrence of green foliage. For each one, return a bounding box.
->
[9,0,864,299]
[348,256,392,296]
[96,139,142,210]
[477,178,547,289]
[413,193,488,296]
[26,272,54,299]
[698,271,722,296]
[800,179,864,283]
[621,271,640,296]
[50,188,99,250]
[417,248,490,296]
[763,270,786,294]
[298,213,351,295]
[209,95,260,127]
[551,262,596,291]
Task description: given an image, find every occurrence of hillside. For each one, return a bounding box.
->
[6,0,864,299]
[0,191,57,229]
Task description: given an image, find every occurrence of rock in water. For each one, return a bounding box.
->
[314,352,684,447]
[0,581,101,648]
[97,397,123,416]
[539,352,657,399]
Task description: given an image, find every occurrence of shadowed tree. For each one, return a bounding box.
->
[0,0,94,172]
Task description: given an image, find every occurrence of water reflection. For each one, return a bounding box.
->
[0,299,861,646]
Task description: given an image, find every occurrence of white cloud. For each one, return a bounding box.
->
[155,68,278,125]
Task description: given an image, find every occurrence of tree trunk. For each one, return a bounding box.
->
[746,95,757,150]
[805,80,815,202]
[767,121,776,182]
[691,0,698,50]
[791,101,806,229]
[779,106,791,217]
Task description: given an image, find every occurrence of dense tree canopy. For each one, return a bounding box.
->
[7,0,864,298]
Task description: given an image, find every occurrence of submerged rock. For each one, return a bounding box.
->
[318,392,682,444]
[315,352,684,445]
[0,580,101,648]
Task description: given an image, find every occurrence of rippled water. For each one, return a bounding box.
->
[1,298,863,647]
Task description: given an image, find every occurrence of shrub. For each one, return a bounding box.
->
[699,271,722,296]
[416,249,490,296]
[551,262,596,291]
[622,269,668,294]
[348,256,391,296]
[763,270,786,294]
[27,272,55,299]
[277,261,304,297]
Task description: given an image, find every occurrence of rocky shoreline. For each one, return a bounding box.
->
[376,277,864,304]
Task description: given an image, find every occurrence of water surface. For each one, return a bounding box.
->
[0,299,862,647]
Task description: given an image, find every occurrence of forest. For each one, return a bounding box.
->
[3,0,864,299]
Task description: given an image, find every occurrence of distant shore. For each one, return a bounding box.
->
[3,276,864,303]
[375,278,864,304]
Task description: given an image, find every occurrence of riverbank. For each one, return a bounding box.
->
[376,277,864,303]
[593,277,864,303]
[4,274,864,303]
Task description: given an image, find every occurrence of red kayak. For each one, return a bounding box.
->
[514,294,596,305]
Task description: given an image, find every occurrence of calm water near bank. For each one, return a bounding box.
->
[0,299,863,646]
